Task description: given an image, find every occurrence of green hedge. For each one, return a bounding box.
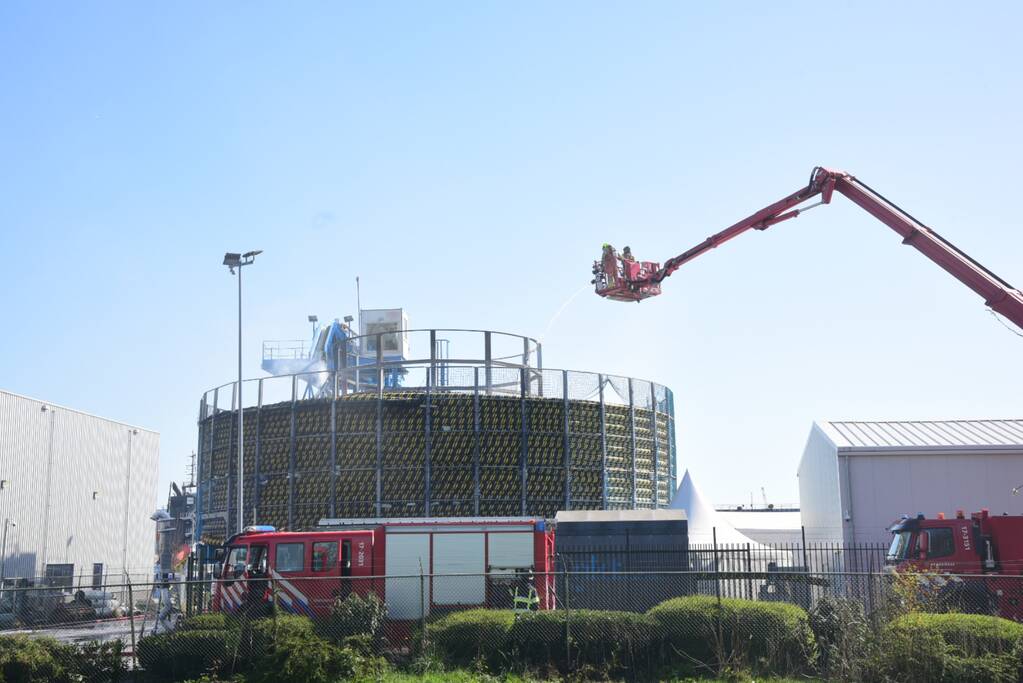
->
[246,613,315,653]
[74,640,127,683]
[321,592,386,647]
[508,610,658,676]
[877,612,1023,683]
[427,609,516,669]
[247,629,358,683]
[647,595,816,676]
[139,613,368,683]
[0,635,76,683]
[0,636,124,683]
[179,613,231,631]
[428,608,657,676]
[137,629,239,681]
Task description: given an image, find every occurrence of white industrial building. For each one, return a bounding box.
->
[716,509,803,546]
[798,419,1023,547]
[0,389,159,585]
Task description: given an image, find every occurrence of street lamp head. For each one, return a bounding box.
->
[243,250,263,259]
[343,315,354,323]
[308,315,318,323]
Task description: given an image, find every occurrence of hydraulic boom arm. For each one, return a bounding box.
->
[594,167,1023,330]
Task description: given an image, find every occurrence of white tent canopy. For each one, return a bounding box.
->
[669,469,772,549]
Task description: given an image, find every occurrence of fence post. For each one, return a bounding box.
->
[127,575,138,669]
[801,525,809,570]
[867,551,875,619]
[712,527,721,606]
[419,566,427,655]
[185,554,193,617]
[564,565,571,672]
[745,543,752,600]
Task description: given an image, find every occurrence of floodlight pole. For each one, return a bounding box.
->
[237,261,243,533]
[224,250,261,534]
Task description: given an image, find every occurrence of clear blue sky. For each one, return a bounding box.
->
[2,2,1022,507]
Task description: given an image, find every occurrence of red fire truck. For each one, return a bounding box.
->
[886,509,1023,620]
[212,518,554,620]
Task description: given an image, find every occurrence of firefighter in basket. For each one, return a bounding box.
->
[600,243,619,289]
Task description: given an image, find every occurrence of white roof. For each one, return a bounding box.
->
[555,509,686,523]
[716,510,802,531]
[818,419,1023,452]
[0,388,157,434]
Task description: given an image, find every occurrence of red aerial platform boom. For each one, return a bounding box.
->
[593,167,1023,330]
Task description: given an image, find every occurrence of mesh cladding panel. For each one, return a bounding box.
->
[197,374,675,542]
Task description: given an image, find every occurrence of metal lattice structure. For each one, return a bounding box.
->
[196,329,675,544]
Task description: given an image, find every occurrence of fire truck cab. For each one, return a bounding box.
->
[213,525,380,618]
[887,510,1023,620]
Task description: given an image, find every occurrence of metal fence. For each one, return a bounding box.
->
[689,541,889,573]
[3,567,1022,681]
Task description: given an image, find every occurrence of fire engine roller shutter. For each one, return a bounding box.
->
[487,532,535,573]
[432,533,485,605]
[384,533,430,619]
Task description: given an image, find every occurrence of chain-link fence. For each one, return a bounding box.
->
[2,568,1022,681]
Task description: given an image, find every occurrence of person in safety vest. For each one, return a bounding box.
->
[601,244,619,288]
[511,571,540,614]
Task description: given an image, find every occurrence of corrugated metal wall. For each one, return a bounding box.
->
[848,451,1023,545]
[0,390,159,584]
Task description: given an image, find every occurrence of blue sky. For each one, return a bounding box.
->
[2,2,1022,506]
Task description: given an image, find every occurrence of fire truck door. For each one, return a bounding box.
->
[433,533,485,608]
[486,532,535,608]
[385,533,430,620]
[306,539,342,614]
[217,545,249,613]
[247,545,269,611]
[269,541,315,616]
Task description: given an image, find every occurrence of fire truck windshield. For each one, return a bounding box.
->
[887,530,913,562]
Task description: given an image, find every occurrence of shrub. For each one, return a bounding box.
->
[647,595,816,677]
[324,592,386,645]
[137,629,238,681]
[427,609,515,669]
[180,613,232,631]
[73,640,126,683]
[248,631,359,683]
[809,596,873,681]
[246,613,315,655]
[0,635,74,683]
[875,612,1023,683]
[507,609,657,676]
